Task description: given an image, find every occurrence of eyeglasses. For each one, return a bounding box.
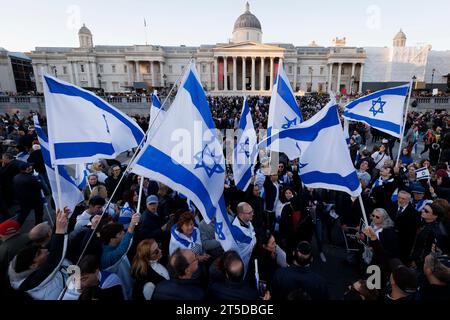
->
[244,210,254,215]
[371,214,382,219]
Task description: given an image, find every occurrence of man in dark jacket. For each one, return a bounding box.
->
[263,174,281,232]
[389,190,421,264]
[0,152,25,208]
[244,179,264,233]
[13,162,44,225]
[208,251,259,300]
[137,195,164,243]
[105,165,125,203]
[152,248,205,300]
[271,241,329,300]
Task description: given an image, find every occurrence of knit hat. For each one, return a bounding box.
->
[0,219,21,236]
[436,169,448,179]
[390,259,418,294]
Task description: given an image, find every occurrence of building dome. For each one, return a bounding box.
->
[233,2,261,32]
[394,29,406,40]
[393,29,406,47]
[78,24,92,35]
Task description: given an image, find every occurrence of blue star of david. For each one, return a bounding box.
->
[282,116,297,130]
[194,144,225,178]
[369,97,386,117]
[298,162,308,169]
[214,221,225,240]
[238,137,250,158]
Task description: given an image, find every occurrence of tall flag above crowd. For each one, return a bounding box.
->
[42,74,144,165]
[233,97,258,191]
[148,90,165,138]
[343,84,410,138]
[33,116,84,214]
[131,62,254,263]
[259,98,362,197]
[266,61,303,155]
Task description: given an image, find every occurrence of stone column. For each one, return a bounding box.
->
[92,62,98,87]
[150,61,155,87]
[293,62,298,92]
[86,62,92,87]
[232,56,237,91]
[69,62,75,84]
[242,57,246,91]
[260,57,265,91]
[358,64,364,93]
[327,63,333,93]
[214,58,218,91]
[127,62,133,84]
[269,57,274,90]
[336,63,342,93]
[223,57,228,91]
[351,63,356,94]
[135,61,141,82]
[73,62,79,86]
[160,61,164,87]
[251,57,256,91]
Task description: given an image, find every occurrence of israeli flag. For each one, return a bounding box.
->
[266,61,303,153]
[416,167,430,181]
[33,116,84,214]
[74,164,90,189]
[259,98,362,197]
[233,97,257,191]
[343,84,409,138]
[43,74,145,165]
[149,90,165,138]
[343,118,351,145]
[131,62,241,254]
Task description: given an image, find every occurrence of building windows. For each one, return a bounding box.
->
[146,65,151,73]
[112,81,119,92]
[288,65,293,74]
[318,83,324,92]
[112,65,116,73]
[297,66,301,74]
[169,65,173,73]
[124,65,127,73]
[80,64,85,73]
[202,64,206,73]
[63,66,67,74]
[320,67,324,75]
[99,64,104,73]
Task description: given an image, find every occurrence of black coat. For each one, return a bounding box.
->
[132,265,167,300]
[105,175,126,203]
[27,150,45,175]
[263,176,280,212]
[152,278,205,300]
[0,159,25,205]
[377,227,401,259]
[279,203,313,252]
[208,279,259,300]
[244,183,265,233]
[271,265,330,300]
[13,172,43,207]
[411,220,449,268]
[390,203,421,263]
[137,209,165,243]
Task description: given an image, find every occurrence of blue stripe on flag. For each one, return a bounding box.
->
[183,71,215,130]
[238,99,249,131]
[235,166,253,190]
[153,95,162,109]
[277,76,303,121]
[136,144,218,220]
[268,104,339,144]
[344,86,409,110]
[34,125,48,143]
[301,170,360,192]
[343,111,401,134]
[44,76,144,144]
[54,142,115,159]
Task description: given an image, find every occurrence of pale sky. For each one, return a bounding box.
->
[1,0,450,52]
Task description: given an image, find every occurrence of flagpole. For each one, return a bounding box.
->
[358,195,369,228]
[395,78,414,165]
[136,176,145,214]
[54,164,63,211]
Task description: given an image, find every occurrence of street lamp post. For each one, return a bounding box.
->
[413,75,417,90]
[309,67,313,93]
[431,68,436,88]
[51,66,57,78]
[350,75,355,96]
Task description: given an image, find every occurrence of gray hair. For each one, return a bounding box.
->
[236,202,249,214]
[28,222,52,245]
[372,208,395,229]
[398,190,411,201]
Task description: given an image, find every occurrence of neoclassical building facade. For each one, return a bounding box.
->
[28,3,449,95]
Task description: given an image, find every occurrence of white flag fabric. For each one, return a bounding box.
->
[33,116,84,214]
[131,63,250,257]
[259,98,362,197]
[43,74,144,165]
[416,167,430,181]
[149,91,165,138]
[233,97,257,191]
[74,164,90,189]
[343,84,409,138]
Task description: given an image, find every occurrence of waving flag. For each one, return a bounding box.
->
[33,116,84,214]
[43,74,144,165]
[131,63,244,256]
[149,90,165,138]
[259,98,362,197]
[233,97,257,191]
[74,164,90,189]
[343,84,409,138]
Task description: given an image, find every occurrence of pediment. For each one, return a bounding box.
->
[214,41,285,52]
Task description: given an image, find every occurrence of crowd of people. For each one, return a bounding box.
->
[1,96,450,301]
